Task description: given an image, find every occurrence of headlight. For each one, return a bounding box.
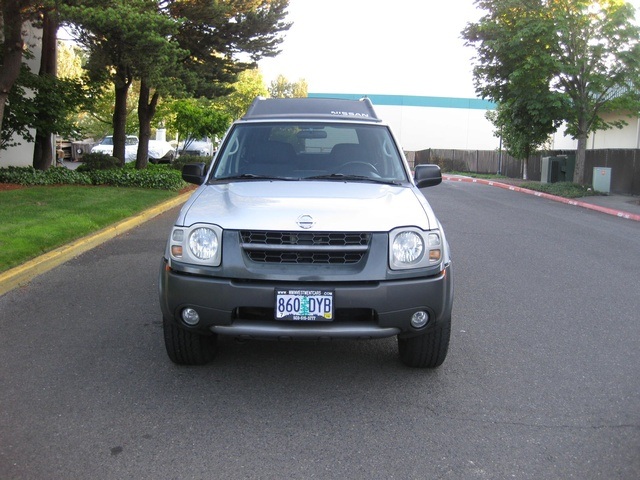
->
[189,227,218,260]
[392,231,424,264]
[169,224,222,266]
[389,228,442,270]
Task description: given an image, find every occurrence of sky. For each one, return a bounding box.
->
[259,0,640,99]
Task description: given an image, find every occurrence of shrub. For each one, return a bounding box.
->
[520,181,596,198]
[0,166,91,186]
[0,164,185,191]
[87,166,185,191]
[76,152,121,172]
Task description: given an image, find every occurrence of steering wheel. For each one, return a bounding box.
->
[337,162,380,176]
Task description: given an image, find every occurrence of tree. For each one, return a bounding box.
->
[463,0,640,184]
[218,68,269,120]
[56,39,83,80]
[0,0,30,137]
[32,6,59,169]
[64,0,181,166]
[464,0,566,178]
[1,1,85,164]
[170,0,291,99]
[166,98,230,154]
[65,0,290,167]
[268,74,308,98]
[76,83,139,141]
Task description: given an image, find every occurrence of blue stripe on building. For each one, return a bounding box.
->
[308,92,496,110]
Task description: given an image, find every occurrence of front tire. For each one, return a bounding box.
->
[398,318,451,368]
[163,316,218,365]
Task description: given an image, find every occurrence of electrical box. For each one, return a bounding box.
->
[541,155,575,183]
[593,167,611,194]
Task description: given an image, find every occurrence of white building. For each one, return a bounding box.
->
[309,92,640,153]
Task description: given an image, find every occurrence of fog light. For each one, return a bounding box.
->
[181,308,200,326]
[410,310,429,328]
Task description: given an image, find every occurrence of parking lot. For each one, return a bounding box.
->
[1,180,639,479]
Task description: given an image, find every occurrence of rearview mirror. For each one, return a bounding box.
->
[182,163,206,185]
[414,164,442,188]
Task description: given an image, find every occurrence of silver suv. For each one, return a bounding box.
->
[159,97,453,368]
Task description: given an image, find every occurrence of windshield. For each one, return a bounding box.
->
[210,122,408,183]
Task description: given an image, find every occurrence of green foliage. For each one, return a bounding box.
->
[76,152,121,171]
[520,181,597,198]
[171,0,291,98]
[0,166,92,186]
[87,167,184,190]
[0,165,185,191]
[1,66,37,150]
[166,98,231,150]
[464,0,640,182]
[77,83,141,140]
[29,74,86,140]
[2,43,85,151]
[217,69,269,120]
[268,74,308,99]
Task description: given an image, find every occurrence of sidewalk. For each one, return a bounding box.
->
[443,175,640,222]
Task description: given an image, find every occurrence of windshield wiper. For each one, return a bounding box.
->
[306,173,403,185]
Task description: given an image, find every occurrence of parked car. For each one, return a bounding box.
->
[177,137,214,157]
[91,135,174,163]
[159,97,453,368]
[91,135,138,162]
[148,139,175,164]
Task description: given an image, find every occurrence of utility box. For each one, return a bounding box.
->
[593,167,611,194]
[541,155,576,183]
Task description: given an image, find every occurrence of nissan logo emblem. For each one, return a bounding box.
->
[297,215,315,229]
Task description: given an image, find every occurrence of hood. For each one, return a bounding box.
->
[177,181,437,231]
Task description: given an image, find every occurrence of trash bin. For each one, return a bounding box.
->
[593,167,611,194]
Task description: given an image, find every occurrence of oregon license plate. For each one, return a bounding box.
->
[275,289,334,321]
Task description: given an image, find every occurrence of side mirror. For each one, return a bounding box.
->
[414,164,442,188]
[182,162,206,185]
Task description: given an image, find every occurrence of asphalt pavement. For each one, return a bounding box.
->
[0,173,638,297]
[2,179,638,479]
[443,174,640,221]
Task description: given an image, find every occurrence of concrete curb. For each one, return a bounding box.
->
[443,175,640,222]
[0,191,192,297]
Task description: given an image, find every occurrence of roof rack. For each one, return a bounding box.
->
[241,97,381,122]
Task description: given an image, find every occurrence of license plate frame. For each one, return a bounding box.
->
[275,289,334,321]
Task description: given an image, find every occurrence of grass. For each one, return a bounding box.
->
[519,181,597,198]
[0,186,178,272]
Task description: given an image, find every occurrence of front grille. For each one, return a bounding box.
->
[240,230,371,264]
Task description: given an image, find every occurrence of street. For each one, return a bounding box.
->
[1,180,639,479]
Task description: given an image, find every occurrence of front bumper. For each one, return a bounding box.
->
[159,260,453,340]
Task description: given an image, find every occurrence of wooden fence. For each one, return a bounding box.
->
[408,148,640,195]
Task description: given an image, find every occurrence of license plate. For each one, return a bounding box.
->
[275,289,334,321]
